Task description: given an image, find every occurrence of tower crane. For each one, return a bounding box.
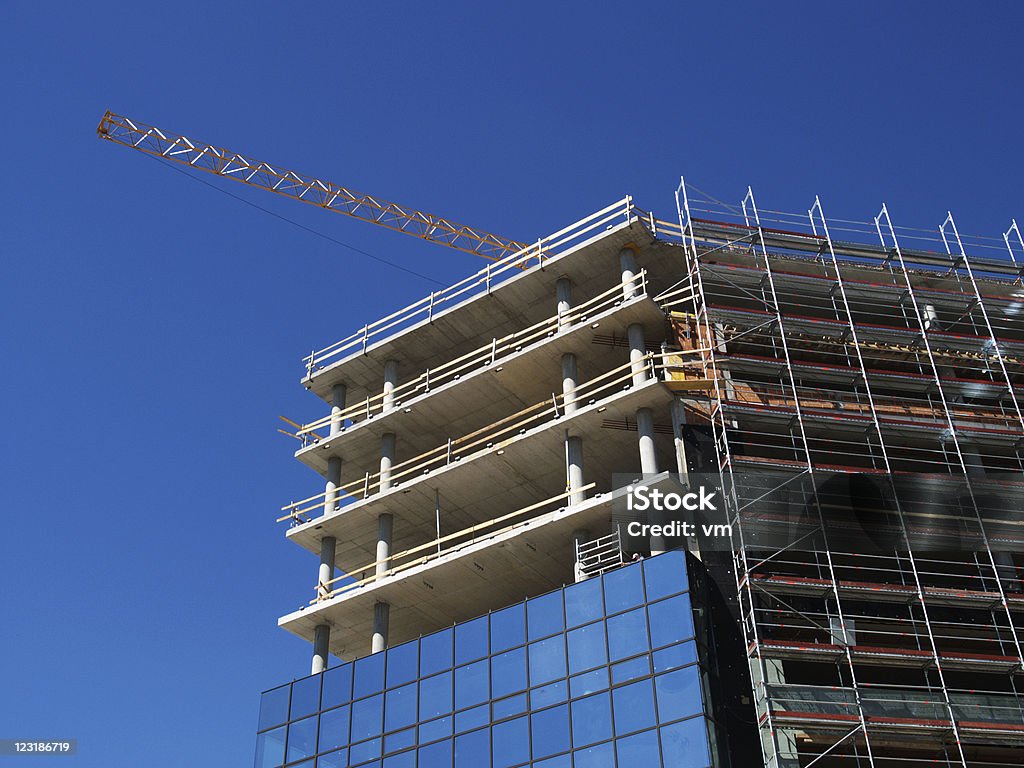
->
[96,111,529,264]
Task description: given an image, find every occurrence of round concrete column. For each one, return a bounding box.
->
[567,435,585,505]
[324,456,342,515]
[922,304,941,332]
[636,408,659,475]
[383,360,399,413]
[376,513,394,578]
[330,383,347,437]
[319,536,337,599]
[620,247,639,300]
[312,624,330,675]
[556,277,573,330]
[371,601,390,654]
[380,433,396,492]
[628,323,648,387]
[562,353,579,416]
[573,528,591,583]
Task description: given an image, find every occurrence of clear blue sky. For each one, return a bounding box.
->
[2,2,1022,766]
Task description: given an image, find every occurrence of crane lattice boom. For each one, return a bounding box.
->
[97,111,528,263]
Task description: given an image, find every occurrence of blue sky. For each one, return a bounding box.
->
[2,2,1022,766]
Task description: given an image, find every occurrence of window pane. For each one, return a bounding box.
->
[454,727,489,768]
[660,717,710,765]
[384,683,417,732]
[534,755,571,768]
[349,737,381,764]
[454,660,489,710]
[492,715,529,768]
[564,576,603,629]
[354,653,386,699]
[492,693,527,721]
[418,739,453,768]
[603,563,644,614]
[653,642,697,674]
[351,694,384,741]
[611,655,650,685]
[322,664,353,710]
[318,705,350,754]
[527,590,564,641]
[257,685,290,731]
[569,668,608,699]
[420,671,453,720]
[420,628,453,676]
[316,748,348,768]
[454,704,489,735]
[384,728,415,755]
[383,749,415,768]
[566,622,607,674]
[253,726,285,768]
[286,715,317,763]
[289,675,321,721]
[454,616,489,665]
[648,594,694,648]
[491,647,527,698]
[606,607,649,661]
[490,603,525,653]
[616,728,661,766]
[386,641,419,689]
[528,637,566,686]
[530,704,569,759]
[612,679,656,735]
[419,716,452,745]
[655,666,702,723]
[643,550,687,601]
[570,692,612,747]
[573,740,614,768]
[530,680,567,709]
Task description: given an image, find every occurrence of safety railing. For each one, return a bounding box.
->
[279,354,662,524]
[575,529,625,580]
[313,483,598,601]
[303,197,658,376]
[289,272,651,446]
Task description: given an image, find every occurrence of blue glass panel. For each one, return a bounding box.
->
[643,550,687,601]
[655,666,702,723]
[610,655,650,685]
[257,685,290,732]
[288,760,313,768]
[660,717,709,766]
[384,682,418,732]
[382,750,415,768]
[492,715,529,768]
[616,728,661,766]
[420,628,453,676]
[420,671,453,720]
[386,640,419,689]
[351,694,384,741]
[349,737,382,765]
[253,726,285,768]
[491,647,527,698]
[454,727,490,768]
[354,653,386,699]
[318,704,350,754]
[286,715,317,762]
[648,593,694,648]
[322,664,353,710]
[384,728,415,755]
[566,622,607,674]
[569,668,608,699]
[606,607,649,661]
[490,603,525,653]
[572,740,614,768]
[418,739,453,768]
[528,636,566,685]
[612,679,656,735]
[533,755,571,768]
[530,703,569,759]
[454,659,489,710]
[316,748,348,768]
[564,576,603,629]
[653,642,697,673]
[492,693,527,720]
[454,704,489,734]
[570,692,612,747]
[289,675,321,721]
[419,716,452,744]
[530,680,567,709]
[603,562,644,614]
[527,590,564,641]
[454,616,489,665]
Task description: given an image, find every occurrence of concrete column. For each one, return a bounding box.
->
[371,601,390,654]
[620,247,639,300]
[324,456,342,515]
[380,433,396,492]
[637,408,659,475]
[922,303,941,332]
[329,383,347,437]
[627,323,648,387]
[573,528,590,584]
[562,353,578,416]
[567,435,585,505]
[318,536,337,599]
[556,277,573,330]
[312,624,330,675]
[376,513,394,578]
[670,400,690,479]
[383,360,399,413]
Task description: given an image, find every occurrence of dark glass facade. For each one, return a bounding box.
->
[255,550,715,768]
